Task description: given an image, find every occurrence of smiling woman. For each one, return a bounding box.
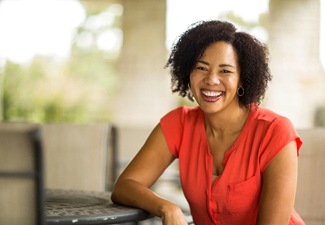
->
[111,20,305,225]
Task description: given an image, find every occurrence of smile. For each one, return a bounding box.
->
[201,90,223,97]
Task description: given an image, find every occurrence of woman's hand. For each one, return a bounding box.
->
[160,203,189,225]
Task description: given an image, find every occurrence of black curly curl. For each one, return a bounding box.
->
[165,20,272,107]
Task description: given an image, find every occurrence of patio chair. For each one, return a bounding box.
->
[0,126,45,225]
[295,128,325,225]
[41,123,118,191]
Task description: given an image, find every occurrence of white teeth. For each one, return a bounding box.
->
[202,90,222,97]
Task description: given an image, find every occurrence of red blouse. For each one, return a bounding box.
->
[160,104,305,225]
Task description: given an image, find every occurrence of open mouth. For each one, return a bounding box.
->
[201,90,224,102]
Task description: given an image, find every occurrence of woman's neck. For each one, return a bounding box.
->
[204,104,250,138]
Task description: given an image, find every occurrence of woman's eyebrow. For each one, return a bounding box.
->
[219,63,236,68]
[196,60,209,65]
[196,60,236,69]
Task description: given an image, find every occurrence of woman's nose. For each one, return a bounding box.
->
[205,72,220,85]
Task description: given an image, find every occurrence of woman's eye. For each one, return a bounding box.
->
[196,66,207,71]
[221,69,231,73]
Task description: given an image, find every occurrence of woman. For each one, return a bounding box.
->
[111,20,305,225]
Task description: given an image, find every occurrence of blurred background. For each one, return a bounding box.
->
[1,1,324,223]
[0,0,324,156]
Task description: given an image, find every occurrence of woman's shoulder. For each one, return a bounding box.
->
[251,104,296,132]
[172,105,201,113]
[252,105,290,124]
[160,106,202,132]
[163,105,201,119]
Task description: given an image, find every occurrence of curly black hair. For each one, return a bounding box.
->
[165,20,272,107]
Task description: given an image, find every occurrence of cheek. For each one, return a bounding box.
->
[226,76,240,87]
[189,72,201,84]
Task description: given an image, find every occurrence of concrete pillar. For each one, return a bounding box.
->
[266,0,325,128]
[114,0,175,128]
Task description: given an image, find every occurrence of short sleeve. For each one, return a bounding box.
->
[259,116,303,172]
[160,107,186,158]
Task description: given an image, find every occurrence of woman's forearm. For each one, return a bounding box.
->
[111,125,188,224]
[111,178,181,218]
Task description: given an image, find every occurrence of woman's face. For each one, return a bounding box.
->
[189,41,241,114]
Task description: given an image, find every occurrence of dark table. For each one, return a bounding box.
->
[45,189,153,225]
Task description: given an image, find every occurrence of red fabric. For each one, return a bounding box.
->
[160,104,305,225]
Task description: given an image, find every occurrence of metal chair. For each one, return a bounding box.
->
[295,128,325,225]
[0,126,45,225]
[41,123,118,191]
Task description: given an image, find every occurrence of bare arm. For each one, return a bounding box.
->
[111,124,188,225]
[256,140,298,225]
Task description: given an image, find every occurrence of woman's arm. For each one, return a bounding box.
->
[111,124,188,225]
[256,140,298,225]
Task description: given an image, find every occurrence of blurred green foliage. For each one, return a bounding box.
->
[1,1,122,123]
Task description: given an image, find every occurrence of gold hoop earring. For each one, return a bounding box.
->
[188,83,195,101]
[237,86,244,97]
